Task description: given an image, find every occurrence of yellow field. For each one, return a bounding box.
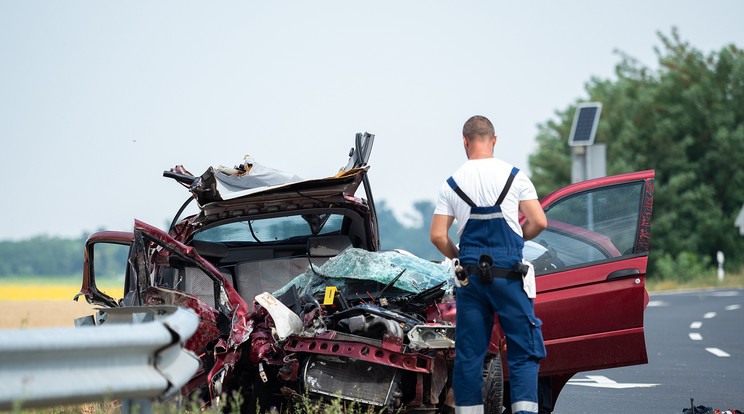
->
[0,282,121,301]
[2,284,80,301]
[0,280,121,329]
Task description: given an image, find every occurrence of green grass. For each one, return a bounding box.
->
[7,391,388,414]
[646,266,744,293]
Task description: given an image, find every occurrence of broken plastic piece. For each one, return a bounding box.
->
[254,292,303,341]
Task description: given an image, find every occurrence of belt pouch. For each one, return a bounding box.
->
[478,254,494,284]
[478,267,493,284]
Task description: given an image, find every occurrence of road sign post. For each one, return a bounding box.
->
[571,143,606,183]
[717,250,724,282]
[568,102,605,183]
[735,203,744,236]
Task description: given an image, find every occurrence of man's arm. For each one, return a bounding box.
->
[430,214,458,259]
[519,199,547,240]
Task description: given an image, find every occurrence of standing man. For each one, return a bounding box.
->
[430,115,547,414]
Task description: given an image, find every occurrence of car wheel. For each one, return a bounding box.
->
[482,355,503,414]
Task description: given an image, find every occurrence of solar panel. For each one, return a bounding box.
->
[568,102,602,146]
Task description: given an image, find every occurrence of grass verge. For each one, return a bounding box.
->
[7,391,387,414]
[646,267,744,293]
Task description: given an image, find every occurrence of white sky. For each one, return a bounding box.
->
[1,1,742,241]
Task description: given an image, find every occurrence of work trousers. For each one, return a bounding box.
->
[453,276,546,414]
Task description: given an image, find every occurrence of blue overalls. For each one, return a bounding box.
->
[449,167,546,414]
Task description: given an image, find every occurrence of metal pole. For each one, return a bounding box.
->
[717,251,725,281]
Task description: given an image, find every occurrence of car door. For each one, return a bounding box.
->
[529,170,654,376]
[75,231,134,307]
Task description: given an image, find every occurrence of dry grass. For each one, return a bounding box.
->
[0,277,119,329]
[7,401,123,414]
[0,300,100,329]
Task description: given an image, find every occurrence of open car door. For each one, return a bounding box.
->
[75,231,134,307]
[530,170,654,377]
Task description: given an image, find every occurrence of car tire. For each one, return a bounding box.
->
[482,355,503,414]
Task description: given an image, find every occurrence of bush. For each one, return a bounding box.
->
[653,251,713,282]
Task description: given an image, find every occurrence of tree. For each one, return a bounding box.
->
[529,28,744,276]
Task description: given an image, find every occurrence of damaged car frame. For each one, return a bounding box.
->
[76,132,655,413]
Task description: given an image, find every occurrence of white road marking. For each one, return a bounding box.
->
[689,333,703,341]
[646,300,668,307]
[690,321,702,329]
[725,304,741,311]
[711,291,740,297]
[567,375,658,389]
[705,348,731,357]
[703,312,716,319]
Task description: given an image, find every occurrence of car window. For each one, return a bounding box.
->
[193,214,345,243]
[92,242,130,300]
[531,182,643,272]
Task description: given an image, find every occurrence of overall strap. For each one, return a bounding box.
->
[495,167,520,206]
[447,177,476,207]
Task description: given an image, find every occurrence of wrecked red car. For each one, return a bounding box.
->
[76,133,655,413]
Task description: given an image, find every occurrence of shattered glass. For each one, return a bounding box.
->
[274,248,452,297]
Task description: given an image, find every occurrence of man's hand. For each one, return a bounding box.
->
[430,214,458,259]
[519,199,547,240]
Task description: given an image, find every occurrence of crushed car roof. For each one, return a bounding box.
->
[169,159,369,207]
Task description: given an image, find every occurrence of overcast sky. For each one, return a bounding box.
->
[1,1,742,241]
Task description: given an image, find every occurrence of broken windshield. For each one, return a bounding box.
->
[274,248,453,300]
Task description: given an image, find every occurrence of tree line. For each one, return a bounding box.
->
[0,234,129,278]
[0,235,85,276]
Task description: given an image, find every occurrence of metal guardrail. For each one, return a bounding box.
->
[0,306,200,410]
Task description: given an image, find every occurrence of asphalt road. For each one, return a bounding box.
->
[552,288,744,414]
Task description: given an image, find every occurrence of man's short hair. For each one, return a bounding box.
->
[462,115,494,141]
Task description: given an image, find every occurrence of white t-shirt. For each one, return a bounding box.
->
[434,158,538,239]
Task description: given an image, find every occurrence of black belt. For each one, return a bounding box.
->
[462,264,523,282]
